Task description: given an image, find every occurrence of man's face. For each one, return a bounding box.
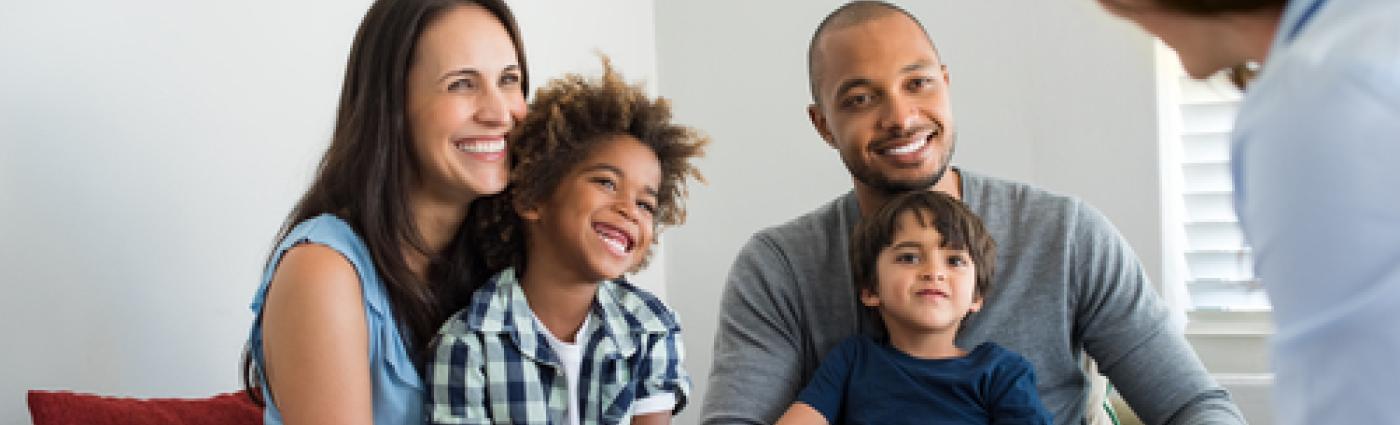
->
[808,13,955,195]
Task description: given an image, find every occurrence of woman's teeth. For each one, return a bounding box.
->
[455,139,505,153]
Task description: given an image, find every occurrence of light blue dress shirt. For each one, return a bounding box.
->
[1231,0,1400,423]
[247,214,425,425]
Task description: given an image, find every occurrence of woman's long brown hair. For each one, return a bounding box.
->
[240,0,528,405]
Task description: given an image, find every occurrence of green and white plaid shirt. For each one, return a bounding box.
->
[427,268,690,424]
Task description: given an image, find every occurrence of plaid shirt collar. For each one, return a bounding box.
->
[460,268,676,368]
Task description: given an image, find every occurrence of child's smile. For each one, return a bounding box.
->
[521,134,661,282]
[913,287,948,300]
[593,221,635,257]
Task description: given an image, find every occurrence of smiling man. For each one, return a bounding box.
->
[700,2,1245,425]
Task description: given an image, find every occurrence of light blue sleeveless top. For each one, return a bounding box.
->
[247,214,424,425]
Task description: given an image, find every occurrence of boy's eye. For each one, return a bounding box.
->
[636,200,658,216]
[591,177,616,191]
[947,255,969,267]
[893,252,920,264]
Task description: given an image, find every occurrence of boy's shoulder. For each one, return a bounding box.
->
[965,342,1036,375]
[432,270,681,338]
[434,268,522,337]
[598,278,681,334]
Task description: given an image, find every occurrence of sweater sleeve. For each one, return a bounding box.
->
[700,234,809,425]
[1068,202,1245,425]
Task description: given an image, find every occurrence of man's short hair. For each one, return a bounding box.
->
[807,1,940,105]
[849,191,997,300]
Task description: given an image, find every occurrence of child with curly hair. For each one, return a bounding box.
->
[426,57,707,425]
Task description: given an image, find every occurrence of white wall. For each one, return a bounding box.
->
[0,0,658,422]
[653,2,1163,424]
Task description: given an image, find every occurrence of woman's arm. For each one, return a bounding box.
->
[261,244,374,425]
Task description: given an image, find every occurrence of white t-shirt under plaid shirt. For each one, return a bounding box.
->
[536,315,678,425]
[427,267,691,424]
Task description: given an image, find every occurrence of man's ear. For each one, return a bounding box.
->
[808,103,837,149]
[859,286,881,308]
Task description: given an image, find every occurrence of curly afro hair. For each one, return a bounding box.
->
[473,55,708,276]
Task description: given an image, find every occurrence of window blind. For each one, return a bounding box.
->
[1173,73,1269,311]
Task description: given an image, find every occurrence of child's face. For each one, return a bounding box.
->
[861,210,983,334]
[520,134,661,281]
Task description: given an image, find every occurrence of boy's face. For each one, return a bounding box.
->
[519,134,661,282]
[861,210,982,335]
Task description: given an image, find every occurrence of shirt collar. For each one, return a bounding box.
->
[1278,0,1330,44]
[463,268,677,364]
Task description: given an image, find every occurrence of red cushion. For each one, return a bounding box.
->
[27,390,260,425]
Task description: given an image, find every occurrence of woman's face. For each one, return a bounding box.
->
[406,3,526,203]
[1098,0,1237,78]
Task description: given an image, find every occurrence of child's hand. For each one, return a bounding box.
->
[774,402,830,425]
[630,411,671,425]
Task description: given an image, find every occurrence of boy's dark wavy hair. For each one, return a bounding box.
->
[850,191,997,301]
[473,56,708,276]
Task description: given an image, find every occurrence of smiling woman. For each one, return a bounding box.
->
[241,1,529,424]
[0,0,665,423]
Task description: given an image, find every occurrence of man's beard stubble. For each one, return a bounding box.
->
[853,131,957,196]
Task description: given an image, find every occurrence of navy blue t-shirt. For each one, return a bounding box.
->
[796,335,1052,425]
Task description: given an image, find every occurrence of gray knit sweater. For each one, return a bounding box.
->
[700,169,1244,425]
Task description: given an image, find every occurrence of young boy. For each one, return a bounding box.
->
[776,191,1052,425]
[426,58,707,425]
